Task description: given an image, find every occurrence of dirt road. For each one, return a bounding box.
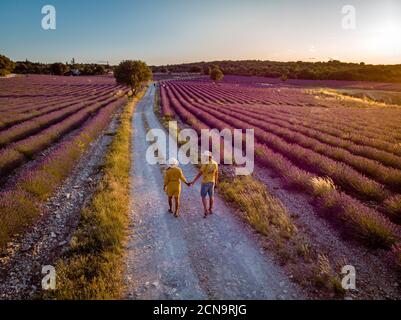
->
[124,86,303,300]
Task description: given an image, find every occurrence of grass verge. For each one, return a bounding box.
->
[219,173,296,239]
[47,87,147,299]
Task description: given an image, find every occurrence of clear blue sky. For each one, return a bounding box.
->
[1,0,400,65]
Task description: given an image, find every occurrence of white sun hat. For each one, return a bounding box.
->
[168,157,179,167]
[203,151,213,158]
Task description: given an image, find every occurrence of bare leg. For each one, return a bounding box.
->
[174,196,180,217]
[202,197,208,217]
[168,197,173,213]
[209,196,214,214]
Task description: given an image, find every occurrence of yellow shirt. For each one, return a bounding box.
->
[200,160,218,184]
[164,167,187,197]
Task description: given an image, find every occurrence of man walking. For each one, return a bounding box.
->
[190,151,219,218]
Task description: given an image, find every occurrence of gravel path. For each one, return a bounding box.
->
[124,86,303,300]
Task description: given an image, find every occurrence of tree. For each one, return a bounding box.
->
[203,65,211,75]
[114,60,152,94]
[0,54,16,76]
[210,67,224,82]
[50,62,69,75]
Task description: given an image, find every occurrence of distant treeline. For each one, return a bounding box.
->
[151,60,401,83]
[0,54,112,76]
[13,60,112,76]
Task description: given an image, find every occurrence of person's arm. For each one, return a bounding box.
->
[214,168,219,187]
[164,170,169,191]
[191,171,203,186]
[179,170,189,186]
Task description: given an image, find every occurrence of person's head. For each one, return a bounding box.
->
[168,157,179,168]
[202,151,213,163]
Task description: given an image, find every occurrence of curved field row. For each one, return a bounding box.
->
[170,82,401,157]
[187,94,401,174]
[190,97,401,191]
[0,94,113,147]
[184,81,401,139]
[168,85,391,204]
[270,105,401,145]
[2,84,123,112]
[238,105,401,161]
[0,95,122,177]
[169,81,401,142]
[0,86,123,132]
[170,83,401,176]
[0,76,128,181]
[0,84,122,116]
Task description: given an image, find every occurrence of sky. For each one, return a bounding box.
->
[0,0,401,65]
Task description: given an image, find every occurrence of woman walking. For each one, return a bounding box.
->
[164,158,189,217]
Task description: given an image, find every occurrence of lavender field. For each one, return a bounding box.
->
[160,77,401,250]
[0,75,128,247]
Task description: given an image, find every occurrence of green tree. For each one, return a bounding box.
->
[210,67,224,82]
[50,63,69,75]
[0,54,16,76]
[114,60,152,94]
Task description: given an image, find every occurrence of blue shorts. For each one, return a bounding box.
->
[201,182,215,198]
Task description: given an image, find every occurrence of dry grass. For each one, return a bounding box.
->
[219,175,297,239]
[384,195,401,221]
[318,190,399,247]
[309,176,336,197]
[0,191,39,246]
[48,87,147,300]
[307,88,396,108]
[313,254,345,295]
